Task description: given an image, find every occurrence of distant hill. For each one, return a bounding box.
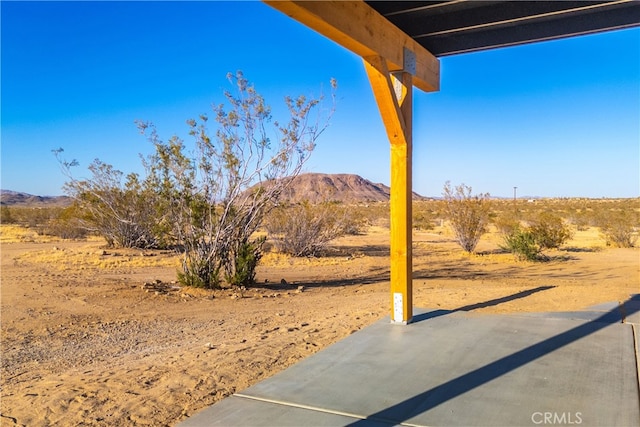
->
[0,190,71,207]
[272,173,427,203]
[1,174,426,207]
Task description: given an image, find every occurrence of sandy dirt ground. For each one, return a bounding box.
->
[1,225,638,426]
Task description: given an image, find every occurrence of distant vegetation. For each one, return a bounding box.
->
[4,192,637,255]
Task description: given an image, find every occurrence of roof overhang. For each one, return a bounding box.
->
[264,1,440,92]
[366,0,640,57]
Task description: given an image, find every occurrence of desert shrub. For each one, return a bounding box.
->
[43,204,88,239]
[1,206,14,224]
[55,151,164,249]
[442,182,491,253]
[350,203,389,228]
[528,212,573,250]
[265,201,358,257]
[413,202,435,230]
[492,211,521,236]
[501,227,542,261]
[138,72,335,288]
[500,212,572,261]
[226,237,266,286]
[568,210,591,231]
[599,209,639,248]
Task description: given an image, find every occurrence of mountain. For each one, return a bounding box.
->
[0,190,71,207]
[272,173,427,203]
[1,173,426,206]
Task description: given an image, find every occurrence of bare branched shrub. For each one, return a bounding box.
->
[139,72,336,287]
[598,209,639,248]
[54,151,162,248]
[442,182,491,253]
[264,201,361,257]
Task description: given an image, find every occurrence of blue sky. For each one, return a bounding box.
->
[2,1,639,198]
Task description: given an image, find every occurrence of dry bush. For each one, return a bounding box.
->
[442,182,491,253]
[528,212,573,250]
[598,209,639,248]
[264,201,363,257]
[352,202,389,228]
[0,206,89,240]
[413,201,436,230]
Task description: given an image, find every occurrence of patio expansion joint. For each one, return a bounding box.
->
[233,392,429,427]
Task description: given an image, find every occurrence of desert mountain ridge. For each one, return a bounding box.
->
[1,174,428,206]
[268,173,428,203]
[0,190,71,206]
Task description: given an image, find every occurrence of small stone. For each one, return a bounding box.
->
[280,278,288,286]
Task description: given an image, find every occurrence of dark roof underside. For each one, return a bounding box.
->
[365,1,640,56]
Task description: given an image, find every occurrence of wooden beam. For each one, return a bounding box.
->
[365,56,414,324]
[264,0,440,92]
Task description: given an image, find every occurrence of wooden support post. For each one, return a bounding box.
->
[265,0,440,324]
[364,56,413,324]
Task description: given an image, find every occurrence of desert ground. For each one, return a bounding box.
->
[1,223,638,426]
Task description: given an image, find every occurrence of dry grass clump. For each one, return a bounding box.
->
[0,224,61,243]
[15,246,180,271]
[260,251,364,268]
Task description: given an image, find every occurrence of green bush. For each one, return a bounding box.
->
[226,237,265,287]
[501,227,542,261]
[528,212,573,250]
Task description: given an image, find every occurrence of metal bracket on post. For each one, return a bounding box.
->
[403,47,416,76]
[391,48,416,105]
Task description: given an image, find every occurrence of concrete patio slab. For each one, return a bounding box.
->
[180,303,640,427]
